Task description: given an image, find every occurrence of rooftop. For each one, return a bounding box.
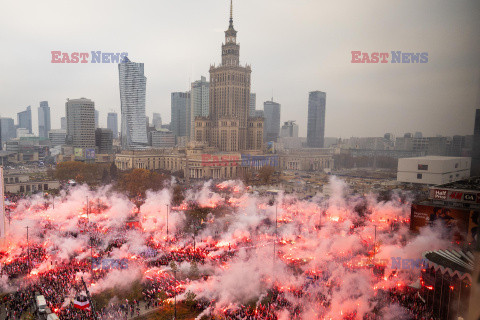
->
[434,177,480,192]
[423,249,474,275]
[404,156,470,161]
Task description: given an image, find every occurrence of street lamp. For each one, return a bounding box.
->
[166,204,169,242]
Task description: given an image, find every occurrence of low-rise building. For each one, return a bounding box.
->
[3,172,60,194]
[115,144,334,180]
[397,156,471,185]
[48,129,66,147]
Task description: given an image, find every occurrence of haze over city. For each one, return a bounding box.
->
[1,0,479,137]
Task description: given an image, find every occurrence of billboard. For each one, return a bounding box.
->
[266,141,275,154]
[411,203,479,244]
[85,148,95,160]
[74,148,84,158]
[200,154,279,168]
[241,154,278,168]
[201,154,240,167]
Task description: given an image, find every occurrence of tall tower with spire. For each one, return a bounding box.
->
[194,0,263,152]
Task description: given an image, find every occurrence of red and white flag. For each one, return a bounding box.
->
[73,295,91,311]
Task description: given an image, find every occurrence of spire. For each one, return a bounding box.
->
[229,0,233,27]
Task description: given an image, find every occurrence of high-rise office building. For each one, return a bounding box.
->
[95,128,113,154]
[280,120,299,138]
[38,101,51,138]
[264,100,281,142]
[472,109,480,176]
[17,106,32,134]
[61,117,66,130]
[249,93,256,117]
[119,57,148,150]
[0,118,16,145]
[307,91,326,148]
[107,112,119,139]
[95,110,99,128]
[171,92,190,139]
[65,98,96,148]
[152,113,162,130]
[193,2,263,151]
[190,76,209,140]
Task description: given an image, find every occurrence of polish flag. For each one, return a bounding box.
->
[73,295,91,311]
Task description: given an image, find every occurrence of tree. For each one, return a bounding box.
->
[101,168,110,184]
[117,168,167,197]
[172,185,185,206]
[109,162,118,181]
[55,161,104,185]
[239,169,252,185]
[258,165,275,184]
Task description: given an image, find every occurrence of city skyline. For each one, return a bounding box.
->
[0,0,479,138]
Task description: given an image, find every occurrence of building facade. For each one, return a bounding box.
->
[280,120,298,138]
[65,98,96,148]
[94,110,99,128]
[307,91,326,148]
[397,156,471,185]
[115,144,334,180]
[95,128,113,154]
[48,129,66,147]
[194,3,263,152]
[0,118,16,147]
[190,77,210,140]
[249,93,256,117]
[264,100,281,142]
[107,112,119,139]
[61,117,66,130]
[38,101,51,138]
[149,129,175,149]
[17,106,32,134]
[119,57,148,150]
[171,92,190,141]
[152,113,162,130]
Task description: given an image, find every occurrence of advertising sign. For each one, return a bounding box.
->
[241,154,279,168]
[74,148,84,158]
[201,154,240,167]
[429,188,479,204]
[85,148,95,160]
[411,203,479,244]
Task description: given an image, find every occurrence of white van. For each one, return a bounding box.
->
[36,295,47,313]
[47,313,60,320]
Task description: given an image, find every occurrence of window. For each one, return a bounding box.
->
[455,163,458,168]
[417,173,422,179]
[418,164,428,170]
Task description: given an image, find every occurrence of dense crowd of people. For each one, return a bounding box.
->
[0,189,446,320]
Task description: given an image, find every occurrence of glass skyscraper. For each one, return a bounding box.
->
[171,92,190,139]
[119,57,148,150]
[38,101,51,138]
[307,91,326,148]
[17,106,32,134]
[107,112,119,139]
[190,77,209,139]
[264,100,281,142]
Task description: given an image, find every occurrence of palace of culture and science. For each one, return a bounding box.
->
[194,1,264,152]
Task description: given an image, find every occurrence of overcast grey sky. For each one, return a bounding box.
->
[0,0,479,138]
